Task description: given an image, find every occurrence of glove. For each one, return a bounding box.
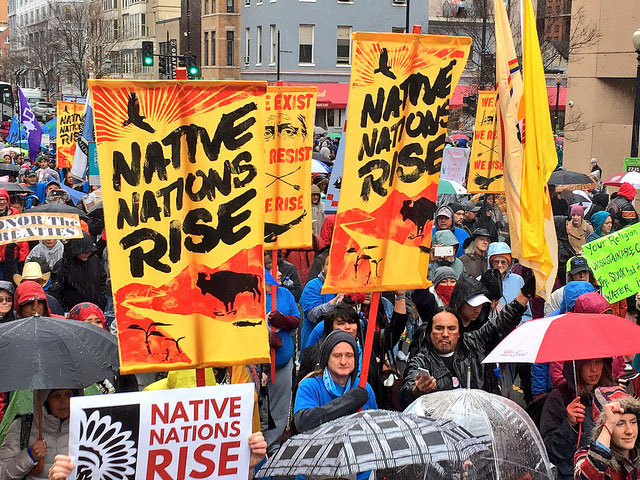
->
[293,386,369,433]
[521,274,536,299]
[480,268,503,300]
[268,330,282,348]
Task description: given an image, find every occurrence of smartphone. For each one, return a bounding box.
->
[417,367,431,378]
[433,246,454,257]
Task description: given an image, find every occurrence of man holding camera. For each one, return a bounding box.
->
[400,275,535,408]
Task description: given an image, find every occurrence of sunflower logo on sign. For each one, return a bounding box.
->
[76,410,137,480]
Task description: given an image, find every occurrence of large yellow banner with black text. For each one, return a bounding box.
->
[323,33,471,293]
[56,101,84,169]
[467,91,504,193]
[90,80,269,374]
[264,86,317,249]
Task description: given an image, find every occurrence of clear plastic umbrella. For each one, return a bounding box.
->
[404,389,555,479]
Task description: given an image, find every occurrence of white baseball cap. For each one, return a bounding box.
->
[467,294,491,307]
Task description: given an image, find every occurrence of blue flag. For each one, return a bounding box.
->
[17,87,42,162]
[6,115,26,145]
[71,93,94,179]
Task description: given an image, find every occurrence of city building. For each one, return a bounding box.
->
[563,0,639,180]
[240,0,428,131]
[200,0,241,80]
[106,0,180,79]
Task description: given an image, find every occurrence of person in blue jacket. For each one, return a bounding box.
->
[294,329,377,480]
[486,242,532,322]
[263,268,300,455]
[299,255,337,347]
[431,205,470,257]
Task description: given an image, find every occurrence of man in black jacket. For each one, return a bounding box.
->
[606,182,638,231]
[400,275,535,408]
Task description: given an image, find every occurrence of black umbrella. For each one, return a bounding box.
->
[0,315,120,392]
[0,181,31,193]
[28,202,86,217]
[0,164,21,175]
[257,410,490,478]
[312,151,333,167]
[548,170,595,186]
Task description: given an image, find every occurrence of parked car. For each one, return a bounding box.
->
[32,101,55,122]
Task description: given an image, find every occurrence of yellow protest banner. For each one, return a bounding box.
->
[467,91,503,193]
[56,101,84,169]
[89,80,269,374]
[323,33,471,293]
[264,86,317,249]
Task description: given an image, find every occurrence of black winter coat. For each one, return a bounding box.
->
[400,298,526,408]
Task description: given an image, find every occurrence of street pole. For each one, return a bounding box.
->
[554,74,561,134]
[631,29,640,157]
[277,30,280,81]
[405,0,410,33]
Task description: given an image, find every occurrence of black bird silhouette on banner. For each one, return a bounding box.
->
[123,92,155,133]
[374,48,396,80]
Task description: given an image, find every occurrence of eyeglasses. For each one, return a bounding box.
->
[0,297,12,303]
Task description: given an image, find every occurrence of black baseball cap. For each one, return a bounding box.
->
[567,256,590,276]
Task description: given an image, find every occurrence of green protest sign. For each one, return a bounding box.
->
[582,222,640,303]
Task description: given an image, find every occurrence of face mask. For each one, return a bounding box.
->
[435,284,455,305]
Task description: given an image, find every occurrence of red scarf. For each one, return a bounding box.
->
[435,284,455,305]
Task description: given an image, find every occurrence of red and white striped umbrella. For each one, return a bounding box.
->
[482,313,640,364]
[604,171,640,188]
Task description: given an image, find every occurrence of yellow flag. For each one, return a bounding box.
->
[494,0,557,296]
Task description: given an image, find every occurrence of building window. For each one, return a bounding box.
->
[226,30,234,65]
[244,27,250,65]
[227,0,234,12]
[204,0,208,14]
[336,25,351,65]
[204,31,209,66]
[212,30,216,65]
[269,24,276,65]
[298,24,313,64]
[256,25,262,65]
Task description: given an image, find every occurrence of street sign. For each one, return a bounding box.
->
[170,39,178,79]
[624,157,640,173]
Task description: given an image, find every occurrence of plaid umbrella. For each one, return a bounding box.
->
[256,410,490,478]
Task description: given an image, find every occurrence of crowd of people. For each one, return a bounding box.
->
[0,136,639,480]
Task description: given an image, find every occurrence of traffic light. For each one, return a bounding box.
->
[187,54,199,79]
[142,41,154,66]
[158,56,167,77]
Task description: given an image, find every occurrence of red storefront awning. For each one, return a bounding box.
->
[269,82,349,109]
[450,84,566,111]
[272,82,565,111]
